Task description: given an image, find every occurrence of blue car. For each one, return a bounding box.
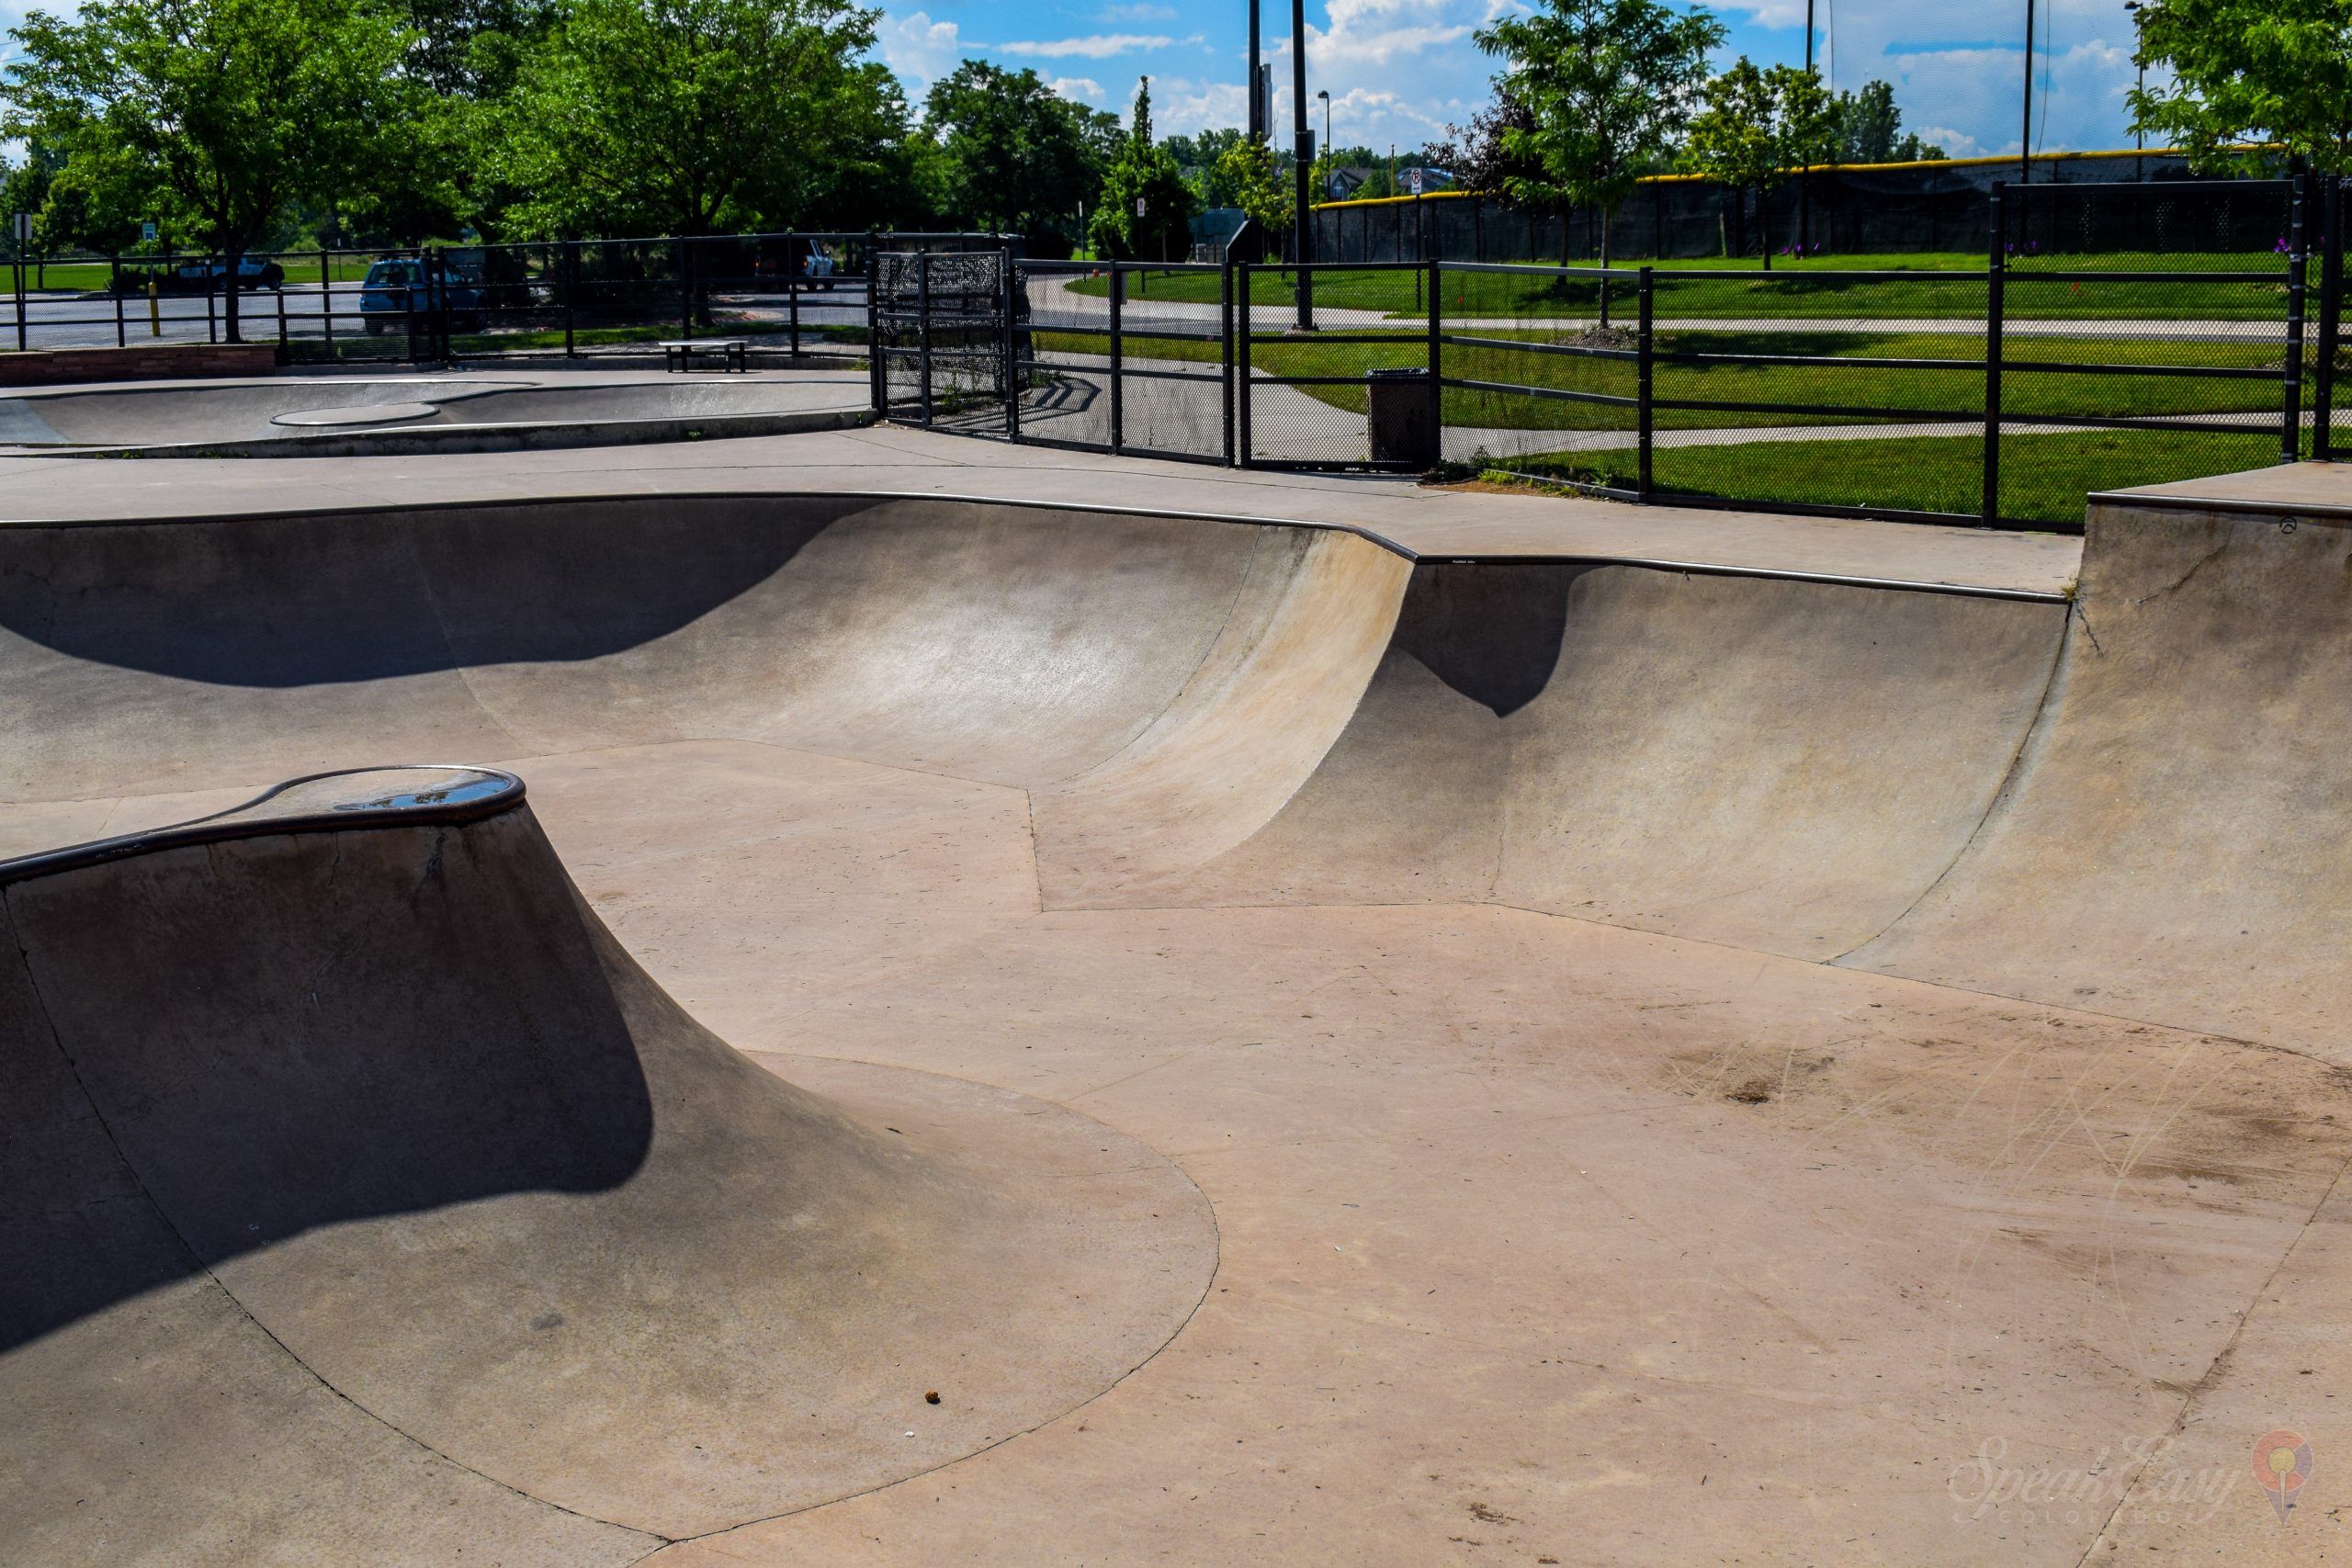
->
[359,257,486,335]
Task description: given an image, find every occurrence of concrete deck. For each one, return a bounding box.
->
[4,443,2348,1566]
[0,421,2084,594]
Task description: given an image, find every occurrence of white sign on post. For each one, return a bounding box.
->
[1408,167,1424,197]
[9,213,28,242]
[141,220,158,243]
[1135,197,1147,217]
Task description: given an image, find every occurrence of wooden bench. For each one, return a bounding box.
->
[660,338,747,373]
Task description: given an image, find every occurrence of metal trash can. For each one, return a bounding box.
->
[1366,367,1438,468]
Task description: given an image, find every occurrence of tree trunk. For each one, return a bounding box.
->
[1758,188,1771,270]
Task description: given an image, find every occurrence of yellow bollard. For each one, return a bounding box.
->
[148,278,161,337]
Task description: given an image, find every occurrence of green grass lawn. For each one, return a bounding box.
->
[1035,325,2287,433]
[1489,427,2281,525]
[1058,251,2291,321]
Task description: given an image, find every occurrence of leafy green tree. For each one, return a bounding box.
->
[1216,134,1288,239]
[493,0,886,237]
[1681,57,1836,267]
[924,60,1110,254]
[1087,77,1195,261]
[1170,127,1250,206]
[4,0,424,338]
[1475,0,1724,294]
[2128,0,2352,173]
[1829,80,1945,164]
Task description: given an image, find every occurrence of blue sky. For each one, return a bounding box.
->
[877,0,2152,161]
[3,0,2153,167]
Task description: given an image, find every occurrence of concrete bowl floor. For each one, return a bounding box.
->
[2,470,2349,1565]
[0,367,871,454]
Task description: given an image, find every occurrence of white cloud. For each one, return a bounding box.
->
[876,10,966,92]
[1050,76,1109,103]
[1098,2,1178,19]
[990,33,1176,59]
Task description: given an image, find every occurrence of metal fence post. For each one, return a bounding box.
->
[206,258,219,344]
[1222,259,1237,466]
[1426,255,1442,455]
[1236,261,1253,467]
[789,233,802,358]
[2286,174,2310,463]
[320,249,334,353]
[112,256,125,347]
[1637,265,1655,498]
[563,241,579,358]
[405,248,420,362]
[866,246,882,415]
[1109,260,1125,455]
[679,236,693,340]
[1983,184,2007,526]
[276,276,288,351]
[1002,246,1020,441]
[917,250,933,426]
[2318,180,2345,462]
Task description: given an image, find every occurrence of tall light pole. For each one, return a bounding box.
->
[2020,0,2035,184]
[1292,0,1314,329]
[1317,88,1331,196]
[1802,0,1815,251]
[2125,0,2145,179]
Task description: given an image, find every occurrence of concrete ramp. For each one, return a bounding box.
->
[1124,561,2065,958]
[0,768,1213,1558]
[1844,497,2352,1053]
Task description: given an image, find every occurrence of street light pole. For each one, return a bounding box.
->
[2020,0,2035,184]
[1802,0,1815,251]
[2125,1,2145,179]
[1292,0,1314,329]
[1317,89,1331,197]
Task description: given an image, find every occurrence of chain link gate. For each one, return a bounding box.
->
[872,251,1012,433]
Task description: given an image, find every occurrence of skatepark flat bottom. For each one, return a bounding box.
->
[4,468,2351,1565]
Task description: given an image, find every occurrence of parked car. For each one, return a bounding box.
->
[358,257,487,334]
[153,256,286,292]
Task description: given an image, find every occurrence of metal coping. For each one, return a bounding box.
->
[0,487,2071,603]
[0,765,526,886]
[2086,485,2352,523]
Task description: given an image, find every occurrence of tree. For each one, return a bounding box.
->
[1087,77,1194,262]
[924,61,1111,254]
[1217,135,1288,242]
[1474,0,1724,303]
[493,0,885,238]
[1681,58,1836,267]
[4,0,424,339]
[1829,80,1945,164]
[2128,0,2352,174]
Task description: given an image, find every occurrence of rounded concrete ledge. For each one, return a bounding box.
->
[271,400,444,427]
[0,768,1216,1556]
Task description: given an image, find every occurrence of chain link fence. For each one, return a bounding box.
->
[876,176,2336,535]
[3,231,1001,365]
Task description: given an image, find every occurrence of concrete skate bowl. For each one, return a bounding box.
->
[4,490,2344,1053]
[0,762,1215,1564]
[6,488,2352,1562]
[0,375,869,457]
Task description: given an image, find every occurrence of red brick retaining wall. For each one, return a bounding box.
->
[0,344,279,388]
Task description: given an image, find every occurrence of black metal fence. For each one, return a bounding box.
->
[876,176,2343,535]
[4,231,1001,362]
